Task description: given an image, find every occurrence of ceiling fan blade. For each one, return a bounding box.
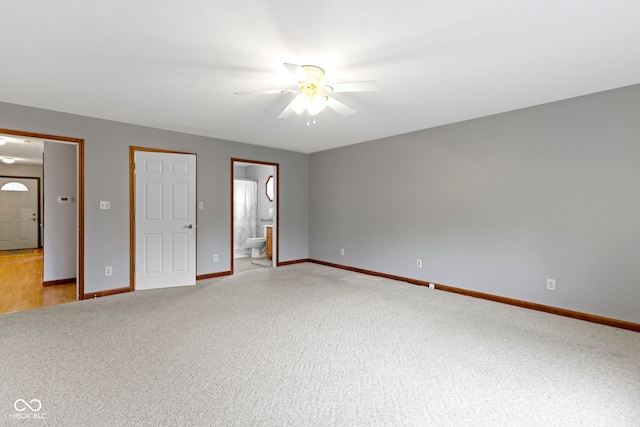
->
[283,63,308,82]
[330,81,380,93]
[278,99,297,119]
[326,97,355,116]
[234,88,297,96]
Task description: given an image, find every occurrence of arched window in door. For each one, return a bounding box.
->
[1,181,28,191]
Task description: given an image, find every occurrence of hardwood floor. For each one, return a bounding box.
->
[0,249,76,315]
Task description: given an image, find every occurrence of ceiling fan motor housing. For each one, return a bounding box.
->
[301,65,325,86]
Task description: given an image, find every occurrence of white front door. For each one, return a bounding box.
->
[0,177,39,250]
[135,151,196,290]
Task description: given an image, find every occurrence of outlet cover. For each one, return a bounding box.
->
[213,254,219,262]
[416,259,422,268]
[547,279,556,290]
[105,266,113,276]
[99,201,111,210]
[340,248,345,256]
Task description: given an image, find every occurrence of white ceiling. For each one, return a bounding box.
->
[1,1,639,154]
[0,134,44,166]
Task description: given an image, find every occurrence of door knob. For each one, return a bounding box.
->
[183,224,193,229]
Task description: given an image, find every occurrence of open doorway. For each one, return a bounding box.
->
[231,159,279,274]
[0,129,84,314]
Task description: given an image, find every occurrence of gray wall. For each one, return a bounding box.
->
[4,83,638,324]
[0,101,309,294]
[310,84,640,324]
[43,141,77,281]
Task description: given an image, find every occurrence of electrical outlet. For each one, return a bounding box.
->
[105,266,113,276]
[340,248,345,256]
[99,201,110,210]
[429,283,435,290]
[416,259,422,268]
[213,254,218,262]
[547,278,556,290]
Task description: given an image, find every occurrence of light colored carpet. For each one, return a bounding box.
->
[1,263,639,426]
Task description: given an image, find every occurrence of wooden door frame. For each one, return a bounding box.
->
[129,146,198,291]
[230,158,280,274]
[0,128,85,298]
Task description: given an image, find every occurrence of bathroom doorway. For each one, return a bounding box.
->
[231,159,278,274]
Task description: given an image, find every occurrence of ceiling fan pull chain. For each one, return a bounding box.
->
[305,113,318,126]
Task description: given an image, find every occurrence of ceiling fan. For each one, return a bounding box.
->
[234,63,379,121]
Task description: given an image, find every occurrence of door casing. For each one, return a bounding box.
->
[230,158,280,274]
[0,128,84,299]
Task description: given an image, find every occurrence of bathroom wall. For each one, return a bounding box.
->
[233,165,246,179]
[245,164,275,238]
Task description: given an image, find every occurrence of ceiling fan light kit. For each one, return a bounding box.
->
[291,93,308,114]
[306,95,329,116]
[234,63,379,121]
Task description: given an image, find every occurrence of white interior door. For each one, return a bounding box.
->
[0,177,39,250]
[135,151,196,290]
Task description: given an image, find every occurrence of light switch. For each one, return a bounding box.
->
[199,202,204,209]
[100,201,111,210]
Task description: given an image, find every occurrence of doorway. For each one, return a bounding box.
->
[0,128,84,313]
[130,147,197,291]
[231,159,279,274]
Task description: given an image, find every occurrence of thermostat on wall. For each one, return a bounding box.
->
[57,196,73,204]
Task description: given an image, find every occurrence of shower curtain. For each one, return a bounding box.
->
[234,179,258,253]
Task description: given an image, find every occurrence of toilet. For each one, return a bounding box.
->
[246,237,266,257]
